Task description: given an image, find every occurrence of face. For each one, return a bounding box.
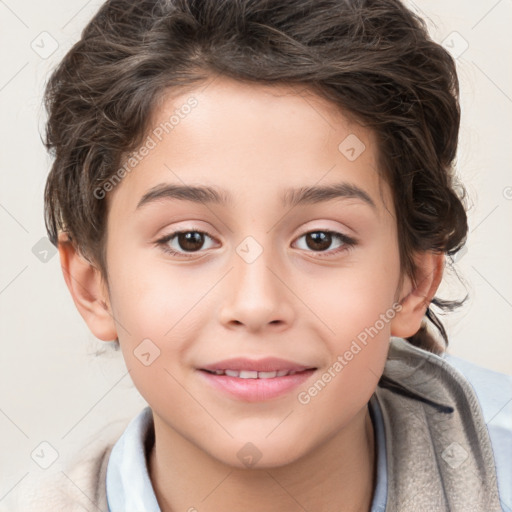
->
[103,76,404,468]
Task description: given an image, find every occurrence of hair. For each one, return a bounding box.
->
[43,0,468,355]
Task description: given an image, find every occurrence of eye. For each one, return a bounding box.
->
[155,229,217,258]
[155,228,357,259]
[293,230,357,257]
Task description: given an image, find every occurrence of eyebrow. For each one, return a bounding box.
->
[136,181,376,211]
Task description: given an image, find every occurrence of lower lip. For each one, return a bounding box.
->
[197,369,316,402]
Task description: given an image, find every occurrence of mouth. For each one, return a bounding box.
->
[200,356,315,374]
[200,368,312,378]
[197,362,317,402]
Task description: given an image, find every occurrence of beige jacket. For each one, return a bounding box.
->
[11,438,113,512]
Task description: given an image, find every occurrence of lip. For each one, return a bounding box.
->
[197,357,317,402]
[200,357,313,373]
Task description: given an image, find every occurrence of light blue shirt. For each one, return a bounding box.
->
[106,353,512,512]
[442,352,512,512]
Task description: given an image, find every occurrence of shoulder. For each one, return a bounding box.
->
[385,338,511,429]
[12,421,126,512]
[383,338,512,508]
[441,351,512,427]
[441,351,512,507]
[385,337,512,443]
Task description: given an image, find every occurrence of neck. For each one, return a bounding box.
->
[149,405,376,512]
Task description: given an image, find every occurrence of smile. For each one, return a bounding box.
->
[198,368,317,401]
[202,369,300,378]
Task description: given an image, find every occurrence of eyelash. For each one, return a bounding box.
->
[155,228,358,259]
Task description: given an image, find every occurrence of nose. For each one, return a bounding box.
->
[217,244,295,333]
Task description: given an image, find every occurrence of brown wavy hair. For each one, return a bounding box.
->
[43,0,468,354]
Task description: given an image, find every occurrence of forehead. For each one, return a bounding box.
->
[107,76,391,217]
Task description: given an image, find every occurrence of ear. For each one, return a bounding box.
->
[57,232,118,342]
[390,251,445,338]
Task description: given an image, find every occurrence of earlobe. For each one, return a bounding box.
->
[57,232,118,342]
[390,251,445,338]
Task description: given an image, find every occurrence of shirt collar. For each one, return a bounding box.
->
[106,401,387,512]
[106,406,161,512]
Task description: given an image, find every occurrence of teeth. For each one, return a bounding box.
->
[239,370,258,379]
[210,369,301,378]
[258,371,277,378]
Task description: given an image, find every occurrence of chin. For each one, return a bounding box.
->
[206,435,310,470]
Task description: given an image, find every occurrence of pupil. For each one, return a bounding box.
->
[180,232,203,251]
[308,232,331,251]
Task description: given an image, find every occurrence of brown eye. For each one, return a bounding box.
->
[305,231,332,251]
[177,232,205,252]
[156,230,217,257]
[293,230,357,258]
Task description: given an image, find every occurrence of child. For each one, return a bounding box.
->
[20,0,512,510]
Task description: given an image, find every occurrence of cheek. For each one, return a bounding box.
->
[108,269,174,339]
[107,266,195,410]
[311,240,401,394]
[319,291,396,401]
[104,242,193,379]
[106,232,195,339]
[318,245,401,343]
[296,288,397,437]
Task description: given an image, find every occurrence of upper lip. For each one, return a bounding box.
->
[200,357,315,373]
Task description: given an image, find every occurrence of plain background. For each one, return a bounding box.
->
[1,0,511,507]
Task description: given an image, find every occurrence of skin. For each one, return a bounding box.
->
[58,76,444,511]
